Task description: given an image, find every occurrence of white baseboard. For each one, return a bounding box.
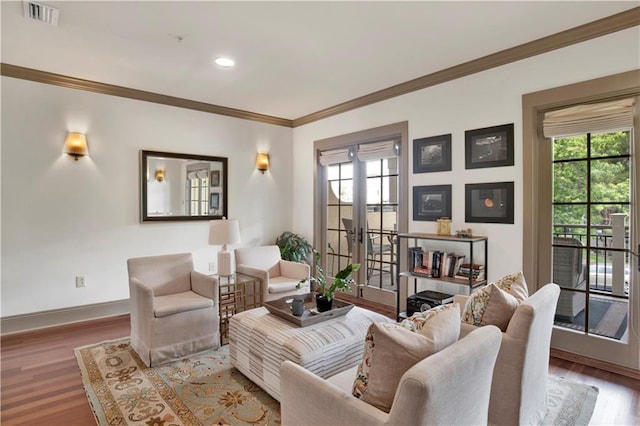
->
[1,299,130,335]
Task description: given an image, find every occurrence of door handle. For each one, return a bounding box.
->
[358,227,364,244]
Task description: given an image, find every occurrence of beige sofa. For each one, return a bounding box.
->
[235,245,310,302]
[280,326,502,426]
[454,283,560,426]
[127,253,220,367]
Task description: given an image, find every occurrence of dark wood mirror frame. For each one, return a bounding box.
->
[140,150,228,222]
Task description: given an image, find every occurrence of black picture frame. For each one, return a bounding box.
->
[210,193,220,210]
[210,170,220,187]
[465,123,514,169]
[413,185,452,221]
[141,150,228,222]
[413,134,452,173]
[465,182,514,224]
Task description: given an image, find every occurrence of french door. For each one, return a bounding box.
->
[551,130,632,343]
[523,81,639,369]
[314,123,408,305]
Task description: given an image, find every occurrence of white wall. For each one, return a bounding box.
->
[292,28,640,285]
[1,77,294,317]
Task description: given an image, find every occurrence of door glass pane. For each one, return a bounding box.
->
[553,161,587,203]
[591,131,630,157]
[553,135,586,160]
[364,158,397,290]
[553,204,587,240]
[326,162,354,278]
[590,158,630,203]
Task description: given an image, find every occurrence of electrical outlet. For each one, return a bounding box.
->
[209,261,216,273]
[75,276,85,288]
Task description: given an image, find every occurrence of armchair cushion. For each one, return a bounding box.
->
[352,304,461,413]
[268,276,301,294]
[235,245,310,302]
[154,291,214,318]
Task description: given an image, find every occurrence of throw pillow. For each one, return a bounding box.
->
[492,271,529,302]
[401,303,461,351]
[462,283,520,331]
[352,304,460,412]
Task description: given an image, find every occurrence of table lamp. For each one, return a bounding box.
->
[208,218,241,276]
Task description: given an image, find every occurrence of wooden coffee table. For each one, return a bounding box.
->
[228,305,392,401]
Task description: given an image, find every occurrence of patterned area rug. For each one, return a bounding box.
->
[75,338,598,426]
[74,338,280,425]
[545,375,599,426]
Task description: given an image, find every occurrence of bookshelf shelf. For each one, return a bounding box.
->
[395,233,488,320]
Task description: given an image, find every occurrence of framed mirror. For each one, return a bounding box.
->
[140,150,228,222]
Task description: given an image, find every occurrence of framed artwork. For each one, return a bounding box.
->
[210,192,220,210]
[413,134,452,173]
[210,170,220,187]
[465,123,514,169]
[413,185,452,221]
[465,182,514,224]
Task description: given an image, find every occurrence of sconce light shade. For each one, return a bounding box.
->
[256,153,269,174]
[63,132,89,161]
[155,169,165,182]
[208,218,241,276]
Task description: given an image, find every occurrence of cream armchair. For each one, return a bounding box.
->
[281,326,502,426]
[127,253,220,367]
[235,245,310,302]
[454,283,560,426]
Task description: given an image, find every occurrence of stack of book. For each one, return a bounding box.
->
[455,263,486,281]
[409,247,466,278]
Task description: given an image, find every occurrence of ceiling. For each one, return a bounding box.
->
[1,1,638,121]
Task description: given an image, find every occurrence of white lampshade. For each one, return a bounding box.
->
[208,219,241,246]
[208,219,241,276]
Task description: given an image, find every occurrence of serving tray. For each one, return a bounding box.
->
[263,293,354,327]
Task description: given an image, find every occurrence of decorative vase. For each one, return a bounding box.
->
[315,294,333,312]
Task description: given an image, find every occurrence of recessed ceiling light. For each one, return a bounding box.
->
[214,57,235,68]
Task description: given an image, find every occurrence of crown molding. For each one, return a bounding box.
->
[292,6,640,127]
[0,63,293,128]
[1,7,638,129]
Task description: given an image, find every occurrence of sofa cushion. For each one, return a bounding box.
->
[351,304,460,413]
[492,271,529,302]
[462,283,519,331]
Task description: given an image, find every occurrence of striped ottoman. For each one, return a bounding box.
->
[229,306,392,401]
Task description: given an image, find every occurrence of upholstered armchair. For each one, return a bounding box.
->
[127,253,220,367]
[281,326,502,426]
[235,245,310,302]
[454,283,560,426]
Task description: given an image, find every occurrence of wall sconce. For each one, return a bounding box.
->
[155,169,165,182]
[256,153,269,174]
[63,132,89,161]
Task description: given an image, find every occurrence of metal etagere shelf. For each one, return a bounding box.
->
[395,232,488,320]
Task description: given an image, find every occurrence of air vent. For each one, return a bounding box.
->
[23,1,59,26]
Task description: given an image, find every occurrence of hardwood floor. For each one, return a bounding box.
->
[1,308,638,425]
[1,316,130,425]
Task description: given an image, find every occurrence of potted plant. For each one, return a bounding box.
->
[298,251,360,312]
[275,231,313,265]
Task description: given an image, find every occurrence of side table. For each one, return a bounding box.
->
[217,272,263,344]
